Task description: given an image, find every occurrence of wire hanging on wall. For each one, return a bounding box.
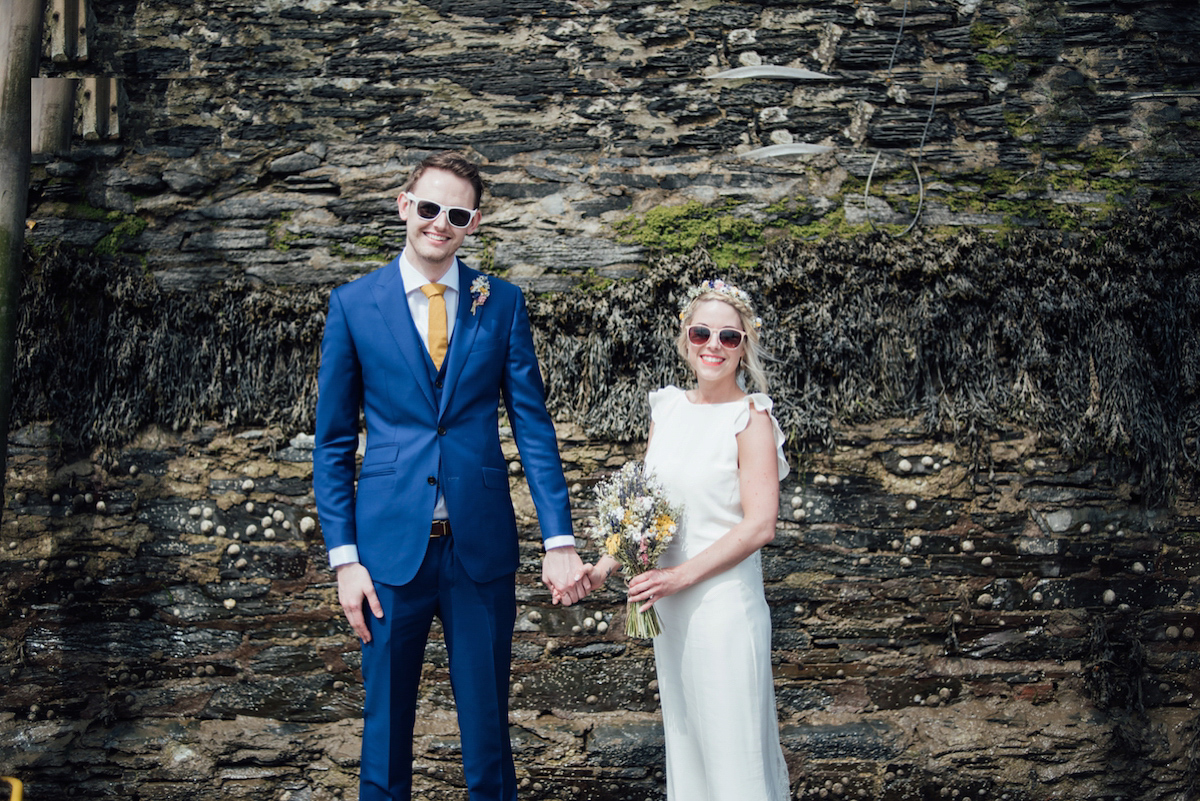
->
[863,0,941,237]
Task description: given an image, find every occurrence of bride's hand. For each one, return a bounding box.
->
[583,556,621,589]
[579,562,607,588]
[627,568,680,611]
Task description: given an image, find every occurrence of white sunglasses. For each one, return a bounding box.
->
[404,192,477,229]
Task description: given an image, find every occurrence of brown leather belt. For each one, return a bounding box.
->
[430,520,452,538]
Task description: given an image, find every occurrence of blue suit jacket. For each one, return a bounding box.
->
[313,256,573,586]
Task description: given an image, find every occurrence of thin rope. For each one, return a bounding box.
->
[917,76,941,159]
[864,76,940,237]
[898,76,941,236]
[864,2,933,237]
[885,0,910,82]
[898,158,926,237]
[863,151,882,232]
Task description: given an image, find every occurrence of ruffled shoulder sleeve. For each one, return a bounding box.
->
[648,385,685,423]
[734,393,790,481]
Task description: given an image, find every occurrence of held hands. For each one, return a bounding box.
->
[542,546,592,606]
[579,555,619,593]
[580,561,612,590]
[573,558,678,613]
[336,562,384,643]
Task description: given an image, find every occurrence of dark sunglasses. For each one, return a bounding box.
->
[404,192,477,229]
[686,325,746,349]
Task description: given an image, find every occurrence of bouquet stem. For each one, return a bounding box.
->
[625,600,663,639]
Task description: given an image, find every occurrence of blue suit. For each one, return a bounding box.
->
[314,255,572,800]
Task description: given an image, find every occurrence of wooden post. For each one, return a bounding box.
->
[49,0,90,64]
[32,77,78,155]
[81,76,119,141]
[0,0,46,521]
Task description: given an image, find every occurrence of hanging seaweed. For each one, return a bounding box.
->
[13,244,327,449]
[12,200,1200,505]
[528,198,1200,506]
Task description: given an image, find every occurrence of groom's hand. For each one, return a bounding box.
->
[336,562,383,643]
[542,546,592,606]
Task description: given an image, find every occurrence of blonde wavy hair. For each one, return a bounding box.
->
[675,282,769,394]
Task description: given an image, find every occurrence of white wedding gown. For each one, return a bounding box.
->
[643,386,791,801]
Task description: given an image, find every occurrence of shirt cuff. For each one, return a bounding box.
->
[328,544,360,569]
[543,535,577,552]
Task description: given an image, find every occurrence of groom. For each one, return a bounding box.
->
[313,151,590,801]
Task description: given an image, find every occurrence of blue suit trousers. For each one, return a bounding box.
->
[358,535,518,801]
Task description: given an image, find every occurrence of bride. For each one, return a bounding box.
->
[587,279,791,800]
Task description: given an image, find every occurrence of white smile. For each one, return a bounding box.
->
[700,354,725,365]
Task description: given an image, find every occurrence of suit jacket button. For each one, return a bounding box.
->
[427,476,437,485]
[435,379,443,389]
[437,427,447,436]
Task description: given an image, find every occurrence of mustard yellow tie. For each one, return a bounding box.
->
[421,283,449,369]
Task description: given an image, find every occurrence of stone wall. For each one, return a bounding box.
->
[28,0,1200,292]
[3,415,1198,800]
[7,0,1200,799]
[5,213,1200,797]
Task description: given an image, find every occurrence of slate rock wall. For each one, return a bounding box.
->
[28,0,1200,292]
[2,416,1198,800]
[8,0,1200,798]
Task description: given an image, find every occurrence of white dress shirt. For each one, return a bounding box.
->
[400,252,460,356]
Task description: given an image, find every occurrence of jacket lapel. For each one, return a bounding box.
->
[438,259,483,416]
[371,258,438,414]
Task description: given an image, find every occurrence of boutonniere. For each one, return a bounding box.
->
[470,276,490,315]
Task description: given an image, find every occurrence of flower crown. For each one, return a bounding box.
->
[678,279,763,329]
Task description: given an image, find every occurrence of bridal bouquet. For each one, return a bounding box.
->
[588,461,682,638]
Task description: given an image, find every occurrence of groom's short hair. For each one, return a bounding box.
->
[402,152,485,209]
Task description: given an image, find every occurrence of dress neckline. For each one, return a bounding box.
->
[683,387,748,406]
